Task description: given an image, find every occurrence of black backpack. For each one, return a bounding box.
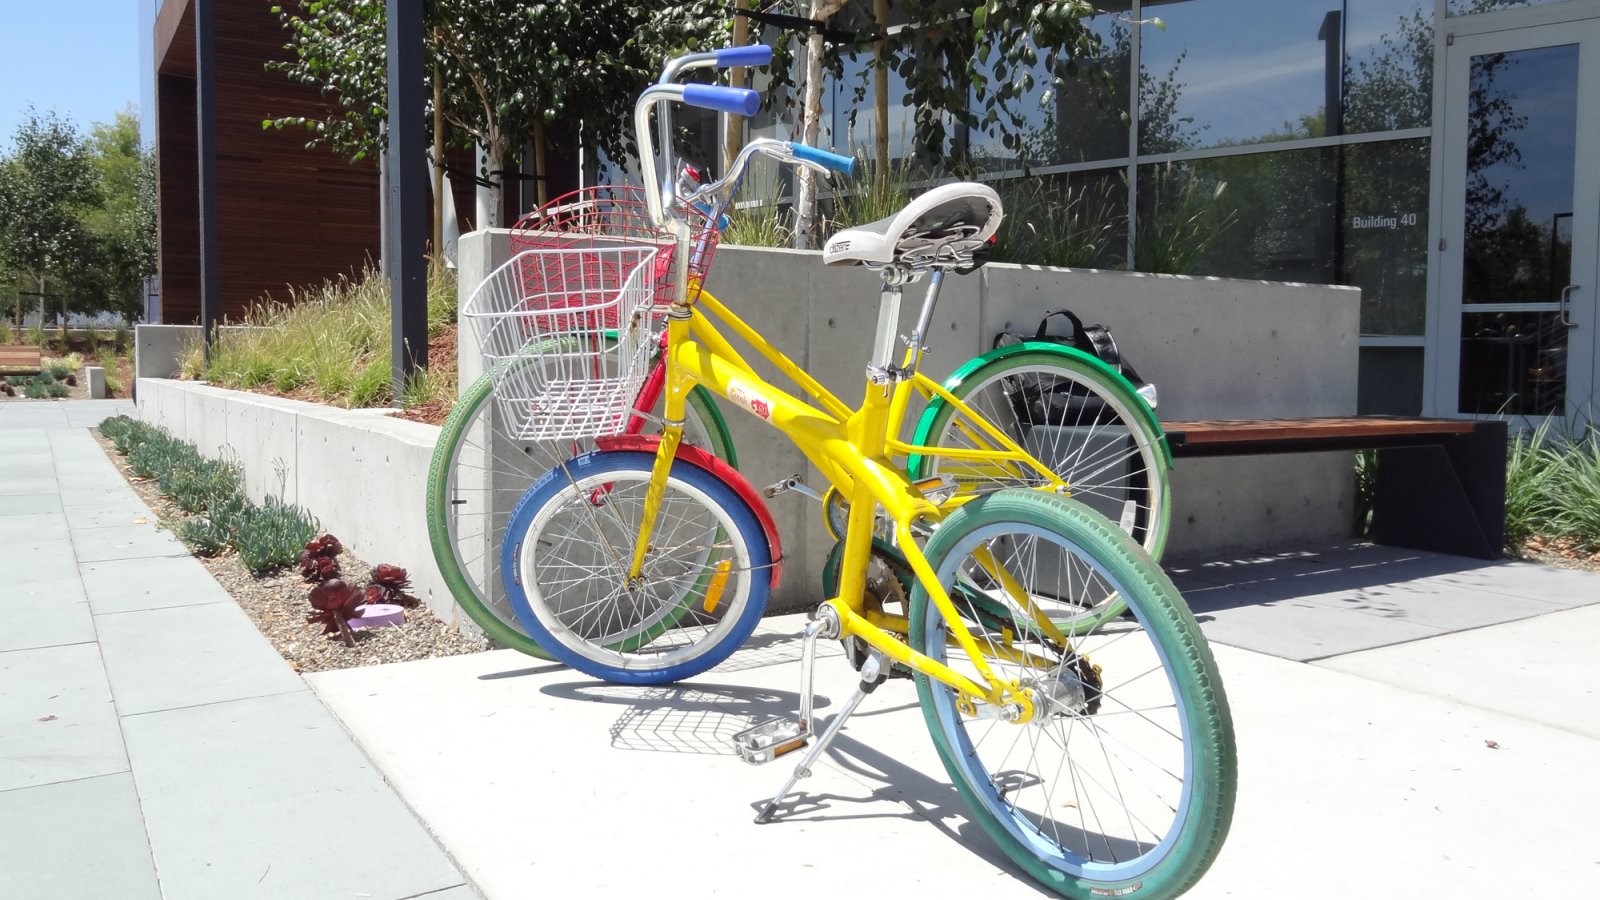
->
[992,309,1148,426]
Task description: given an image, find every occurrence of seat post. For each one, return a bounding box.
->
[868,274,904,381]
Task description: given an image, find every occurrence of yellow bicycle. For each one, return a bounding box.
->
[490,47,1235,900]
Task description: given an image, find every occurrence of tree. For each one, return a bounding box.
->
[0,110,100,332]
[268,1,727,226]
[74,111,157,323]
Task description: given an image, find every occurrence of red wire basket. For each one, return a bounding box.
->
[509,185,720,307]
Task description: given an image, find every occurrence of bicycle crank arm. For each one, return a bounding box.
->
[762,474,823,502]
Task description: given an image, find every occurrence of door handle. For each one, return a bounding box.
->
[1560,284,1579,327]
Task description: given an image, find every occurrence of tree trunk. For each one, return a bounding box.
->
[793,0,845,249]
[432,63,445,258]
[532,121,549,207]
[724,0,751,175]
[874,0,889,177]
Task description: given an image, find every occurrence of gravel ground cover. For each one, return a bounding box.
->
[92,427,487,672]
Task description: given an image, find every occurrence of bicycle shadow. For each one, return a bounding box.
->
[538,677,1052,894]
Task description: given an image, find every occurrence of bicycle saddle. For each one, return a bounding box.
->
[822,181,1003,267]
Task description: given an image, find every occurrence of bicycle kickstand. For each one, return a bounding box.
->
[753,646,888,824]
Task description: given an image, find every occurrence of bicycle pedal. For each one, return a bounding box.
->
[732,717,812,765]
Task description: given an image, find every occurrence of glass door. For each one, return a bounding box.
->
[1436,19,1600,422]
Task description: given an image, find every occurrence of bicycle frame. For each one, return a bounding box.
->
[625,280,1072,714]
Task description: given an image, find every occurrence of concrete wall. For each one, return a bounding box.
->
[134,324,248,380]
[130,237,1359,631]
[459,235,1360,613]
[135,378,468,631]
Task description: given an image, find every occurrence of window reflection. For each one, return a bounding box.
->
[966,13,1131,170]
[1137,149,1336,282]
[1463,44,1578,305]
[1343,0,1433,132]
[994,168,1127,269]
[1342,139,1428,335]
[1138,0,1337,152]
[1448,0,1565,16]
[1459,311,1567,415]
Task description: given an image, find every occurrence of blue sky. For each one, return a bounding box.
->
[0,0,142,145]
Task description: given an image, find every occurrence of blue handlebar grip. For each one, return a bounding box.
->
[715,45,773,68]
[682,84,761,117]
[789,143,857,178]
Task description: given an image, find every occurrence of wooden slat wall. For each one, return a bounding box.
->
[155,0,380,323]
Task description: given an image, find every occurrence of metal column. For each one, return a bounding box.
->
[387,0,428,398]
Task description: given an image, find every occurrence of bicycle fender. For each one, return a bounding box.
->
[912,341,1172,470]
[596,434,783,589]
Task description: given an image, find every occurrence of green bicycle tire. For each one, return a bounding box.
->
[426,365,735,658]
[911,348,1172,631]
[907,489,1235,900]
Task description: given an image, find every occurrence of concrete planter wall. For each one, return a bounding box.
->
[461,233,1361,613]
[135,236,1359,627]
[134,375,466,629]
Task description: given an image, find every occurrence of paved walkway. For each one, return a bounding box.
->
[308,544,1600,900]
[9,399,1600,898]
[0,406,477,900]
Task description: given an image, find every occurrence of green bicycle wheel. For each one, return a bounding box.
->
[911,346,1171,631]
[908,489,1235,900]
[426,362,735,658]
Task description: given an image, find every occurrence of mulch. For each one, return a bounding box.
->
[91,428,488,673]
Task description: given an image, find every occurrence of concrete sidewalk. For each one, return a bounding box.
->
[0,408,478,900]
[307,545,1600,900]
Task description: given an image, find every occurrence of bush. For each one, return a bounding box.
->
[203,263,457,411]
[0,321,12,344]
[160,455,243,514]
[1545,434,1600,552]
[236,497,320,573]
[45,382,69,398]
[23,382,47,399]
[178,516,232,556]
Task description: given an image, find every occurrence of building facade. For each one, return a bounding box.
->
[750,0,1600,423]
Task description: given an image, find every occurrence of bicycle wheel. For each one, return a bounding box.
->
[908,490,1234,900]
[912,349,1170,631]
[426,362,734,658]
[500,449,771,684]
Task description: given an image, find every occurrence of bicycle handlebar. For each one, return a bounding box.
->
[637,46,851,233]
[682,84,761,117]
[788,143,856,177]
[715,44,773,67]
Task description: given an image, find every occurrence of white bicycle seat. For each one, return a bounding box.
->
[822,182,1003,267]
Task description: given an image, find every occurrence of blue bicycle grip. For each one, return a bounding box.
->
[682,84,761,117]
[789,143,856,178]
[715,45,773,67]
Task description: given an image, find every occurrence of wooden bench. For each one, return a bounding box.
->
[0,345,43,375]
[1159,416,1508,560]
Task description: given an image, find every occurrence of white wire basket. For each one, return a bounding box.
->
[463,245,661,441]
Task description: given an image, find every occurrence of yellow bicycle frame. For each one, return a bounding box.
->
[627,283,1071,714]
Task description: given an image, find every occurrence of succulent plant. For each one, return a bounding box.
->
[299,533,344,582]
[366,563,418,607]
[306,578,365,647]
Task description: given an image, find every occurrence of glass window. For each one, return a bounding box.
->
[1449,0,1566,15]
[1459,311,1567,415]
[1358,346,1425,415]
[993,168,1128,269]
[1462,43,1578,305]
[1138,0,1340,153]
[1343,0,1433,132]
[1136,148,1336,282]
[1342,139,1429,335]
[966,10,1131,171]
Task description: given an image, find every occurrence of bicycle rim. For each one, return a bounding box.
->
[503,451,771,684]
[916,351,1170,630]
[909,490,1234,899]
[426,365,732,657]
